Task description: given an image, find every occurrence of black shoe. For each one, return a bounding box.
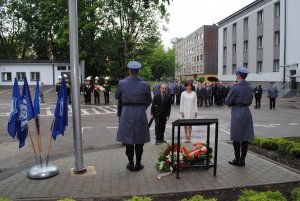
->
[135,163,144,171]
[240,158,245,166]
[229,159,242,166]
[161,140,167,143]
[126,163,134,171]
[155,141,161,145]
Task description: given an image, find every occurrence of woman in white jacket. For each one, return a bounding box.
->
[180,81,198,143]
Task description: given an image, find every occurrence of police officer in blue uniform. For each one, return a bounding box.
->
[115,61,152,171]
[225,66,254,166]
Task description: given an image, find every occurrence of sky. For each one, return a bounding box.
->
[161,0,255,48]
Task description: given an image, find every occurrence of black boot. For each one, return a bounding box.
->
[229,141,241,166]
[126,145,135,171]
[135,144,144,171]
[240,141,248,166]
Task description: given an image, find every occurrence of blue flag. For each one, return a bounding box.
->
[17,77,34,148]
[52,78,68,140]
[33,80,40,134]
[7,78,21,138]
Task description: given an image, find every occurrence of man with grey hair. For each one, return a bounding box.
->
[115,61,152,171]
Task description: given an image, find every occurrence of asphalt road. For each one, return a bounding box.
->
[0,86,299,180]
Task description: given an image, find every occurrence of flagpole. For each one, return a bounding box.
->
[28,127,39,166]
[46,119,55,166]
[68,0,86,173]
[35,116,43,167]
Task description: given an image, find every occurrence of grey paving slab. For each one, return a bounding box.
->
[0,142,299,200]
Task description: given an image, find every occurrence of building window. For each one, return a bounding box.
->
[232,44,236,54]
[244,17,248,30]
[68,66,70,70]
[274,31,280,46]
[16,72,26,81]
[197,55,199,62]
[30,72,40,81]
[274,59,280,72]
[57,66,66,70]
[232,64,236,75]
[275,2,280,17]
[258,36,263,48]
[200,33,203,39]
[200,43,203,49]
[257,10,264,24]
[232,23,237,35]
[257,61,263,73]
[243,63,248,68]
[2,72,12,82]
[223,47,227,57]
[223,65,227,75]
[223,28,227,39]
[244,40,248,52]
[200,54,203,61]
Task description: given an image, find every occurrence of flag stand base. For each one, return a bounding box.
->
[27,164,59,179]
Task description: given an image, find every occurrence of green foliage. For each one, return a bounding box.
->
[0,197,11,201]
[57,199,76,201]
[1,0,171,79]
[125,195,152,201]
[291,185,300,201]
[182,195,217,201]
[238,189,286,201]
[250,136,300,157]
[198,77,205,83]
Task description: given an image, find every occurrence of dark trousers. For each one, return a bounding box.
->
[233,141,248,159]
[255,97,261,109]
[155,117,167,141]
[126,144,144,164]
[85,94,91,104]
[207,96,212,107]
[67,89,72,103]
[176,94,181,105]
[94,92,100,104]
[269,97,276,109]
[104,92,109,104]
[170,94,175,104]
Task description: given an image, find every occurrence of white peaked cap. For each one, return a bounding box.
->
[63,74,68,78]
[95,76,99,80]
[58,75,62,79]
[86,77,91,80]
[105,76,109,80]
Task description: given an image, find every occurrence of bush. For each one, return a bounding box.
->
[0,198,11,201]
[250,136,264,145]
[238,189,286,201]
[289,147,300,157]
[291,186,300,201]
[182,195,217,201]
[259,138,277,150]
[278,141,297,156]
[125,196,152,201]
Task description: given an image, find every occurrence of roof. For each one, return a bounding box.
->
[217,0,262,25]
[0,60,69,65]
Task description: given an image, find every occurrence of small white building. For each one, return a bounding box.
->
[0,60,85,87]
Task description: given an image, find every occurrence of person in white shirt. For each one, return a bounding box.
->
[180,81,198,143]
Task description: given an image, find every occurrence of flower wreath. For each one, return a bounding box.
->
[155,141,213,173]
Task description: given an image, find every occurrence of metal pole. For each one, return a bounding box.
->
[68,0,86,173]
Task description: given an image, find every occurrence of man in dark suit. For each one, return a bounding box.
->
[151,84,172,145]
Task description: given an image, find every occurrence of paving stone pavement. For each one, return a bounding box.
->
[0,141,300,200]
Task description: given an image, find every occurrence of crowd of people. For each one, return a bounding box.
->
[54,63,279,172]
[55,75,111,105]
